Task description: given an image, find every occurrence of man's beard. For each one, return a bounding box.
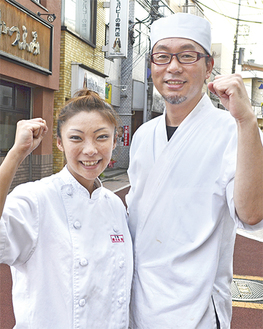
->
[163,95,187,105]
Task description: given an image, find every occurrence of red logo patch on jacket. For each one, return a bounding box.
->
[110,235,124,243]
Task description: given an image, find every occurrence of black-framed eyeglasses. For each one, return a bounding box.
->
[151,51,210,65]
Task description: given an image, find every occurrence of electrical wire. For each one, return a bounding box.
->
[122,46,149,82]
[221,0,263,10]
[194,0,263,23]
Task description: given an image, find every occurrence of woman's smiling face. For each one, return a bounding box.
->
[57,110,116,193]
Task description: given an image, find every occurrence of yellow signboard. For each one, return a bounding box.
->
[105,83,112,104]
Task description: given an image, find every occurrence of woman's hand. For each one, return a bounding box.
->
[0,118,48,217]
[11,118,48,162]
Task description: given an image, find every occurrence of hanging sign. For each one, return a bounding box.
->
[105,83,112,104]
[0,0,53,74]
[71,63,106,99]
[108,0,129,58]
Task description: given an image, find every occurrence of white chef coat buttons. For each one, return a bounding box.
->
[73,221,81,229]
[66,186,73,196]
[113,226,119,233]
[79,258,88,266]
[119,260,125,268]
[79,299,86,307]
[117,297,124,307]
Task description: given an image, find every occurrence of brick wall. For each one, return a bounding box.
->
[32,154,53,181]
[53,0,106,173]
[0,156,30,191]
[0,154,53,192]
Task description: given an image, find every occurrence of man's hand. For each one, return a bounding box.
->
[207,74,254,124]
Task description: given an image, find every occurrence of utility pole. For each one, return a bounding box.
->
[150,0,160,23]
[232,0,242,73]
[185,0,189,13]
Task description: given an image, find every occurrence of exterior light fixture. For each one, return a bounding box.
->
[37,12,56,23]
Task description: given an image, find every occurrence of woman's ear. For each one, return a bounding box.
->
[113,131,118,150]
[57,137,64,152]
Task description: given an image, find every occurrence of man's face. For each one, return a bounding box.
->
[151,37,213,110]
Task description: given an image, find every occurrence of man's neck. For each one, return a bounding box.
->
[165,94,203,126]
[165,103,193,126]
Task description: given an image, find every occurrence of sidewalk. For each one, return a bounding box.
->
[101,168,130,193]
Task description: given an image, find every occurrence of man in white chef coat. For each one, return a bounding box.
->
[126,13,263,329]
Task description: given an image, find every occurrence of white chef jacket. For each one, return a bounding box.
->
[126,94,263,329]
[0,166,133,329]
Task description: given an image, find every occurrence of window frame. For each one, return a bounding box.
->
[62,0,97,47]
[0,80,31,156]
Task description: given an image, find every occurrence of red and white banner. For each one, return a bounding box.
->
[123,125,129,146]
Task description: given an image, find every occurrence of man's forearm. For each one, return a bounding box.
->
[234,115,263,225]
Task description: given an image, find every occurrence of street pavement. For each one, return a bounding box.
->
[0,169,262,328]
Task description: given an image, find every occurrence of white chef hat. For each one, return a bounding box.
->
[150,13,212,55]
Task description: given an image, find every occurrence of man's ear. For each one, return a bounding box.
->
[205,58,214,83]
[57,137,64,152]
[205,57,214,80]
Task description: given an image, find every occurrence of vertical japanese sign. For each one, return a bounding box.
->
[77,0,91,41]
[123,125,129,146]
[108,0,129,58]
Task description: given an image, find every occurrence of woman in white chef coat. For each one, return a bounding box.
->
[0,89,133,329]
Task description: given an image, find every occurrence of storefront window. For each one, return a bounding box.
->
[0,81,30,156]
[0,84,13,108]
[62,0,97,45]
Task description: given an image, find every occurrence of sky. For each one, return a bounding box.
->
[195,0,263,66]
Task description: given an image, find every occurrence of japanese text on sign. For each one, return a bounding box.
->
[0,9,40,55]
[123,125,129,146]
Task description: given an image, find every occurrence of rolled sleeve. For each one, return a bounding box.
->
[226,178,240,226]
[226,178,263,231]
[0,184,39,266]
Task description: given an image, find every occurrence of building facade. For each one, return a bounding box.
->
[241,61,263,131]
[53,0,108,173]
[0,0,61,189]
